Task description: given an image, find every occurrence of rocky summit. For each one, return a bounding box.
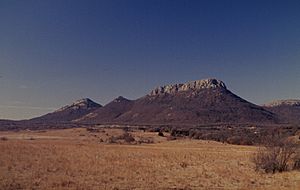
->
[150,78,226,96]
[55,98,101,112]
[263,99,300,124]
[264,99,300,107]
[30,98,101,123]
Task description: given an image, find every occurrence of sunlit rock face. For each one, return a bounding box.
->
[264,99,300,107]
[55,98,100,112]
[150,78,226,96]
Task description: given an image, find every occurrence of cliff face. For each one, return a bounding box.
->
[150,78,226,96]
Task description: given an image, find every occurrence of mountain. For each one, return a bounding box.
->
[80,78,278,125]
[76,96,133,123]
[263,99,300,107]
[263,99,300,124]
[30,98,102,123]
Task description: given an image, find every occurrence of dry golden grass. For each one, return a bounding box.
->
[0,128,300,190]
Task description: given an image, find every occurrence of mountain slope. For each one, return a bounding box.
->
[263,99,300,124]
[81,78,278,125]
[76,96,133,123]
[30,98,102,123]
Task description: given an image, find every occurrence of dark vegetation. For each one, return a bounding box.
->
[158,131,164,137]
[253,132,300,173]
[167,125,300,146]
[0,137,8,141]
[0,121,84,131]
[107,132,135,144]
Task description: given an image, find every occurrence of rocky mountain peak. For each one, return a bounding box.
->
[55,98,101,112]
[264,99,300,107]
[113,96,129,103]
[150,78,226,96]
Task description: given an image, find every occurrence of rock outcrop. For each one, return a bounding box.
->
[150,78,226,96]
[264,99,300,107]
[55,98,101,112]
[263,99,300,124]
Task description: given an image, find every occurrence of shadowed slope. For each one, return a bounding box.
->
[30,98,101,123]
[264,99,300,124]
[77,96,133,123]
[80,79,278,125]
[114,87,277,125]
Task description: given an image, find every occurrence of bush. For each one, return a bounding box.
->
[107,136,117,144]
[107,132,135,144]
[137,137,154,144]
[86,127,100,133]
[166,136,176,141]
[253,134,299,173]
[122,132,135,143]
[0,137,8,141]
[293,159,300,170]
[293,150,300,170]
[179,162,188,168]
[158,131,164,137]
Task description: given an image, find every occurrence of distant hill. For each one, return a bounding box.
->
[263,99,300,124]
[76,96,133,123]
[263,99,300,107]
[4,78,295,130]
[80,78,278,125]
[30,98,101,123]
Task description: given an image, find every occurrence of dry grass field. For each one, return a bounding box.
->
[0,128,300,190]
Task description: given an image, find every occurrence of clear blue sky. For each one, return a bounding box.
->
[0,0,299,119]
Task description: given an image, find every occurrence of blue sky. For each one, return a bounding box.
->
[0,0,299,119]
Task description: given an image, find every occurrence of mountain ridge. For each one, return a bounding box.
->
[263,99,300,107]
[3,78,299,128]
[29,98,102,123]
[150,78,226,96]
[77,78,279,125]
[263,99,300,124]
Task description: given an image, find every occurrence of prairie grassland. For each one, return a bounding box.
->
[0,128,300,190]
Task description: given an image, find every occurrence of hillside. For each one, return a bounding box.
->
[30,98,101,123]
[80,78,278,125]
[264,99,300,124]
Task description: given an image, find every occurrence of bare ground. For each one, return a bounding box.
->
[0,128,300,190]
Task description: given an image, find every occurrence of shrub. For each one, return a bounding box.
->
[137,137,154,144]
[0,136,8,141]
[253,134,299,173]
[86,127,100,133]
[166,136,176,141]
[179,162,188,168]
[158,131,164,137]
[107,132,135,144]
[293,150,300,170]
[122,132,135,143]
[107,136,117,144]
[293,158,300,170]
[149,127,161,132]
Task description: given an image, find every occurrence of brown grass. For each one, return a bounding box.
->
[0,128,300,190]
